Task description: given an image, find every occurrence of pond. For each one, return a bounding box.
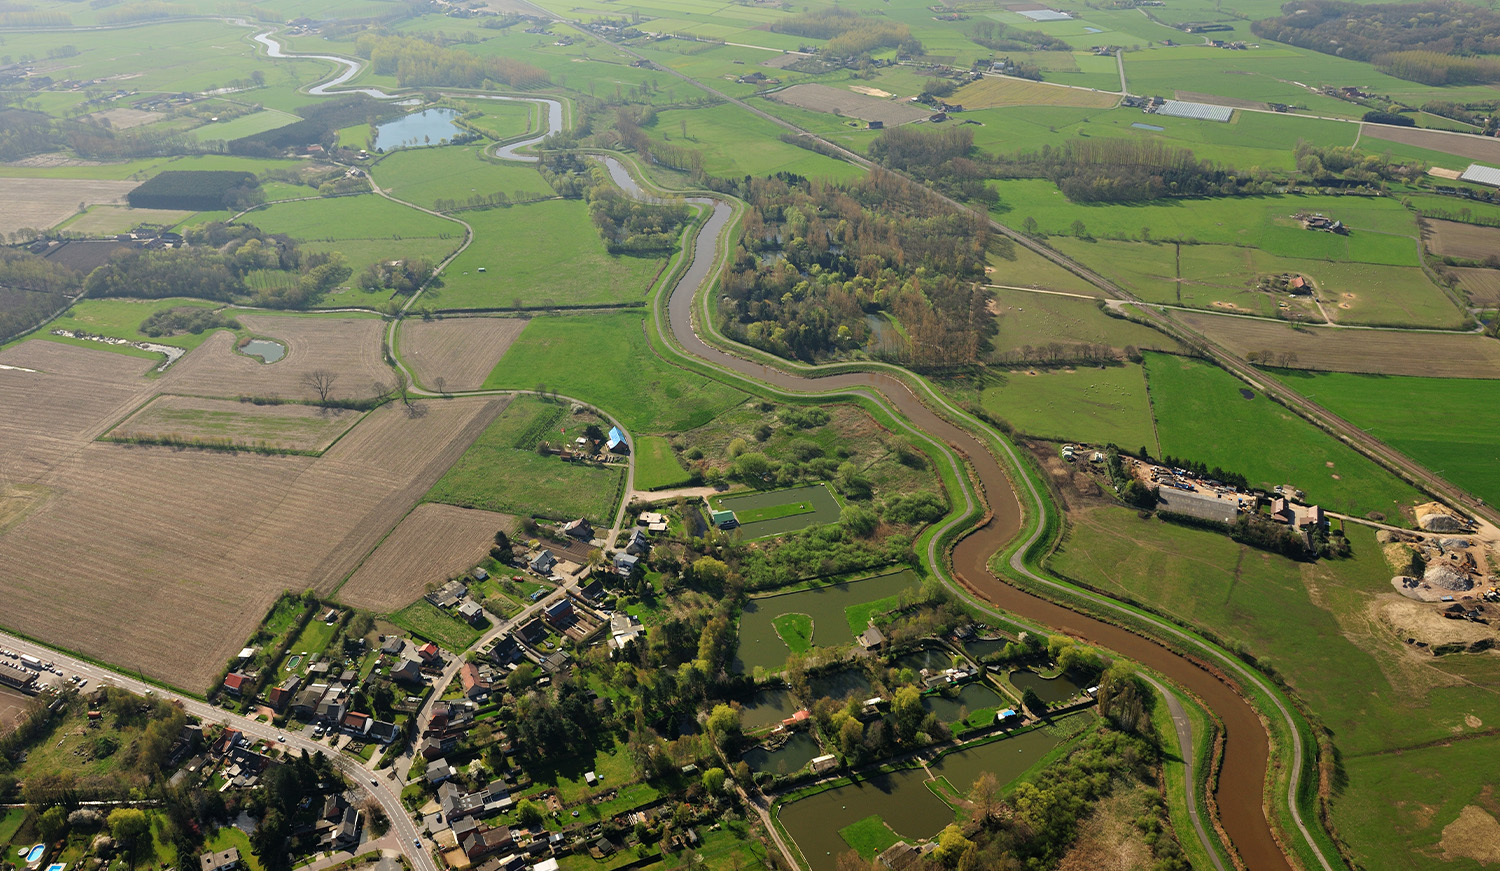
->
[740,687,798,731]
[374,108,462,150]
[921,682,1006,724]
[240,338,286,363]
[715,482,842,539]
[734,569,919,674]
[742,731,821,777]
[810,668,875,702]
[893,646,957,673]
[963,637,1009,660]
[779,724,1069,871]
[1010,668,1087,705]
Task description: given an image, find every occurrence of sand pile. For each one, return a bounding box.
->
[1417,502,1468,532]
[1425,563,1475,592]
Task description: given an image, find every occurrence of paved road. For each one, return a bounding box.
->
[1141,675,1229,871]
[0,631,434,871]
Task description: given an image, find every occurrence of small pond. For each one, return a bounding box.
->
[893,646,957,673]
[740,687,798,731]
[963,637,1009,660]
[241,338,285,363]
[1010,668,1087,705]
[810,668,875,702]
[921,682,1006,724]
[742,731,821,776]
[734,569,919,674]
[374,107,462,150]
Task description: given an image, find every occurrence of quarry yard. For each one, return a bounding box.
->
[336,501,515,612]
[400,316,528,392]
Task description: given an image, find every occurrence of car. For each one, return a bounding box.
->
[371,778,378,786]
[277,735,286,743]
[413,838,421,848]
[78,679,87,688]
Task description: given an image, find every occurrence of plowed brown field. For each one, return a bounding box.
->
[109,394,364,452]
[1173,310,1500,377]
[401,316,528,392]
[338,502,515,612]
[161,315,388,401]
[0,387,505,692]
[0,177,138,235]
[1423,220,1500,262]
[1362,125,1500,164]
[1454,267,1500,307]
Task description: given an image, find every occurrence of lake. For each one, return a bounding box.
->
[240,338,285,363]
[743,731,822,777]
[921,682,1007,724]
[734,569,919,674]
[374,108,462,150]
[740,687,798,731]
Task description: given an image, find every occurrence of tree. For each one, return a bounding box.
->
[701,766,726,793]
[516,799,545,828]
[968,771,999,823]
[301,369,337,404]
[705,703,741,752]
[1022,215,1039,235]
[108,807,149,843]
[1071,219,1088,238]
[1021,687,1046,715]
[38,806,68,843]
[892,686,924,743]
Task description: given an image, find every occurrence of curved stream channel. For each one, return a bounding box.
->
[249,31,1298,866]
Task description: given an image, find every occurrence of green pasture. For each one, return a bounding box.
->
[426,395,624,524]
[1402,193,1500,224]
[985,286,1179,356]
[481,312,748,432]
[633,434,694,490]
[373,145,555,209]
[1069,108,1357,171]
[427,200,665,310]
[838,815,902,859]
[41,297,229,351]
[189,110,298,143]
[452,98,537,140]
[1143,352,1424,516]
[1048,507,1500,871]
[643,103,864,181]
[1268,370,1500,509]
[771,613,814,655]
[301,237,464,303]
[243,194,460,241]
[973,363,1159,453]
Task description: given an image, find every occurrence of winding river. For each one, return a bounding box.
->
[246,29,1306,869]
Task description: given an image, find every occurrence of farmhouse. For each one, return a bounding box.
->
[563,518,593,541]
[607,426,629,453]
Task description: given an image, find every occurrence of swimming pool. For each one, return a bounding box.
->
[23,845,43,864]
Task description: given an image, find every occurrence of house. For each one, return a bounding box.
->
[529,550,557,575]
[543,598,574,626]
[323,806,360,850]
[710,509,738,529]
[857,624,886,652]
[624,528,649,556]
[562,518,593,541]
[607,426,629,453]
[810,754,838,775]
[200,848,241,871]
[1269,497,1296,524]
[222,672,252,696]
[342,711,373,737]
[490,636,522,665]
[369,720,400,744]
[380,636,405,656]
[425,757,457,784]
[391,659,426,687]
[614,553,640,577]
[540,650,570,675]
[458,600,486,627]
[608,613,645,652]
[460,662,491,699]
[577,580,605,602]
[290,685,328,719]
[417,642,441,665]
[517,618,548,647]
[461,826,514,863]
[266,676,301,712]
[472,566,489,581]
[420,734,456,760]
[1288,275,1308,294]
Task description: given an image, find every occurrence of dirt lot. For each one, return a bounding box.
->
[108,394,364,452]
[161,315,389,401]
[1453,267,1500,307]
[954,77,1118,109]
[1422,219,1500,262]
[769,84,932,126]
[0,177,139,236]
[337,501,515,612]
[1173,310,1500,378]
[400,316,528,392]
[1362,125,1500,164]
[0,364,505,693]
[0,685,31,736]
[82,108,161,129]
[65,205,194,236]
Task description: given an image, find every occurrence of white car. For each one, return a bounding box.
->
[277,735,286,743]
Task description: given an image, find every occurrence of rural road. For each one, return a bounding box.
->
[1141,675,1228,871]
[0,631,434,871]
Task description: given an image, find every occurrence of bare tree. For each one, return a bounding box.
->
[433,375,448,397]
[301,369,337,404]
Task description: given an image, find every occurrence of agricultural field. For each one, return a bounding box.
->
[399,316,529,392]
[337,502,513,612]
[1267,370,1500,510]
[371,145,555,210]
[428,201,668,310]
[425,395,624,525]
[974,364,1159,453]
[0,177,139,235]
[58,205,196,236]
[1048,506,1500,871]
[641,103,863,181]
[451,98,537,140]
[1170,310,1500,378]
[1143,352,1425,518]
[161,315,389,402]
[953,77,1118,110]
[243,194,460,242]
[35,297,231,356]
[986,288,1180,359]
[1360,125,1500,166]
[1422,219,1500,262]
[0,353,504,691]
[481,312,748,432]
[188,109,298,143]
[105,394,364,453]
[768,84,933,126]
[1452,268,1500,307]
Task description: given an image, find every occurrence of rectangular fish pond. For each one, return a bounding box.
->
[712,482,842,539]
[734,569,920,674]
[778,718,1082,871]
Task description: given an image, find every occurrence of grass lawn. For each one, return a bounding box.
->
[984,285,1180,358]
[452,98,536,139]
[771,612,813,654]
[481,313,748,432]
[838,815,902,859]
[425,395,623,524]
[372,145,555,209]
[189,109,297,143]
[1267,370,1500,509]
[633,434,693,490]
[426,200,666,310]
[244,193,461,241]
[284,614,340,666]
[205,827,263,871]
[1048,505,1500,871]
[388,599,482,651]
[734,500,816,523]
[1143,352,1424,519]
[644,103,864,181]
[40,297,231,352]
[973,363,1159,453]
[844,596,900,636]
[0,807,25,848]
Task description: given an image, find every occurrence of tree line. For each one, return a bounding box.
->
[354,33,550,90]
[769,8,922,58]
[0,249,81,343]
